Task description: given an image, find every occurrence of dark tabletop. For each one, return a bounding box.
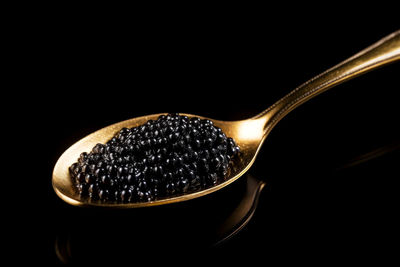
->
[7,19,399,265]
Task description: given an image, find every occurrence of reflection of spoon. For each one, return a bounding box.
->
[215,174,266,245]
[53,31,400,208]
[54,173,266,263]
[336,141,400,171]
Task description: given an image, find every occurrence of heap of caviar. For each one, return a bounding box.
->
[69,113,240,202]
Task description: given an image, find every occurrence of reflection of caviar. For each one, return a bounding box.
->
[69,113,240,203]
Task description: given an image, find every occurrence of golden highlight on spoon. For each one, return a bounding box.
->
[53,30,400,208]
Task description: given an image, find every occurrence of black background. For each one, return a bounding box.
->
[7,15,399,265]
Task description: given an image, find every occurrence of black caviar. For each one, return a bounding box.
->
[69,113,240,202]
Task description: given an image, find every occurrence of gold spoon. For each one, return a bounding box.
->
[53,30,400,208]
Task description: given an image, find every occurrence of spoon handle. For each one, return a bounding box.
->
[257,30,400,135]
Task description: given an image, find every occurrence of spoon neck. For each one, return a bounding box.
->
[253,30,400,137]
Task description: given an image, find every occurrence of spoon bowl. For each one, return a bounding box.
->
[53,30,400,208]
[52,113,264,207]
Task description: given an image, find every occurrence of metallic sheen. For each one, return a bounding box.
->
[53,30,400,208]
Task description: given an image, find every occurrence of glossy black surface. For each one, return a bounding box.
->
[7,20,399,265]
